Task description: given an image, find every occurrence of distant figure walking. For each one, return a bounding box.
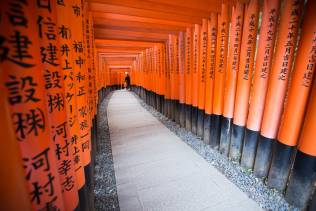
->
[125,72,131,90]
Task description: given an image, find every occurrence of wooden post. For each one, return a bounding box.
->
[210,3,229,149]
[197,19,208,138]
[268,0,316,192]
[241,0,280,170]
[220,1,244,156]
[229,0,259,162]
[254,0,304,179]
[204,14,217,145]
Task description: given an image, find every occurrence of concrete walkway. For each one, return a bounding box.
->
[107,90,262,211]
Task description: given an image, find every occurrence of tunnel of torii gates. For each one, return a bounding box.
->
[0,0,316,210]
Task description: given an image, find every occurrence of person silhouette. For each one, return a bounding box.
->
[124,72,131,90]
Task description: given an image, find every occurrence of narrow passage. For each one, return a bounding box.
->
[107,90,262,211]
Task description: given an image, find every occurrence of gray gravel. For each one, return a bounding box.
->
[94,92,120,211]
[132,92,299,211]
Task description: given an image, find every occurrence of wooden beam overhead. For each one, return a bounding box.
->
[92,12,192,28]
[102,57,136,63]
[88,0,222,47]
[145,0,221,12]
[94,28,169,42]
[95,39,159,48]
[94,22,181,35]
[93,19,186,35]
[97,49,143,54]
[88,0,220,16]
[108,65,132,69]
[89,3,207,23]
[99,52,139,56]
[100,54,139,58]
[96,46,148,51]
[104,60,134,65]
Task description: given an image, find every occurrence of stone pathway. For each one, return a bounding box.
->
[107,90,262,211]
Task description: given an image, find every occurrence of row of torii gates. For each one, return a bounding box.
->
[1,0,316,210]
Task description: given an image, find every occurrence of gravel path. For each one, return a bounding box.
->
[94,92,120,211]
[132,92,299,211]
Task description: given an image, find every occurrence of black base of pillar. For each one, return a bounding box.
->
[179,103,186,128]
[240,128,259,169]
[197,109,204,138]
[145,90,148,104]
[191,107,198,134]
[203,114,212,145]
[155,94,160,111]
[175,100,180,124]
[169,99,173,120]
[159,95,164,113]
[185,104,192,131]
[170,100,175,121]
[209,114,221,149]
[150,91,152,106]
[150,91,153,107]
[78,185,89,211]
[164,98,169,117]
[84,164,94,210]
[254,135,274,179]
[168,99,173,119]
[285,150,316,209]
[267,141,296,192]
[219,117,232,156]
[229,124,245,162]
[154,93,157,110]
[148,91,152,106]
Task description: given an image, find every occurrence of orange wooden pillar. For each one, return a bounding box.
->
[142,52,147,101]
[39,2,80,210]
[153,46,160,111]
[154,46,158,108]
[197,19,208,138]
[151,47,156,107]
[0,1,65,209]
[69,0,94,208]
[185,27,193,131]
[87,14,99,169]
[165,41,172,118]
[219,1,244,155]
[160,44,166,114]
[229,0,259,162]
[151,47,155,106]
[267,0,316,192]
[162,44,169,117]
[164,39,170,118]
[253,0,304,178]
[210,3,229,149]
[285,77,316,208]
[146,49,150,103]
[203,14,217,145]
[241,0,280,169]
[0,78,32,210]
[191,24,201,134]
[178,32,186,127]
[156,45,163,113]
[150,47,156,108]
[139,55,143,97]
[144,49,149,104]
[174,35,181,124]
[168,35,175,120]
